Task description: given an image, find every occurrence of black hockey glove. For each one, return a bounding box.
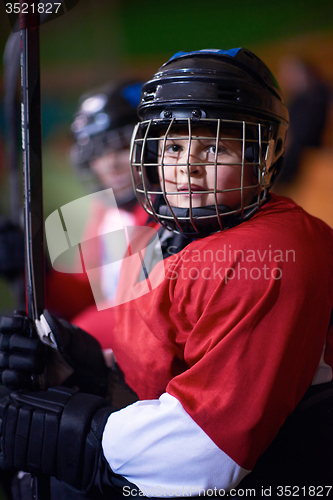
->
[0,310,109,396]
[0,312,46,390]
[0,387,137,495]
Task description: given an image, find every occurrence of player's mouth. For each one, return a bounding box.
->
[177,184,208,197]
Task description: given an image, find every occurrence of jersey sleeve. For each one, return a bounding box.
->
[102,392,249,495]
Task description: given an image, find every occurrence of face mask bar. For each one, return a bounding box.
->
[130,117,274,237]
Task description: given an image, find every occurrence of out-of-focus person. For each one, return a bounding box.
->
[274,55,331,187]
[46,81,148,350]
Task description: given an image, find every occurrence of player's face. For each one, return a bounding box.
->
[158,128,258,209]
[90,148,133,200]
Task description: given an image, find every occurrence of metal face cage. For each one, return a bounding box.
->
[130,117,276,238]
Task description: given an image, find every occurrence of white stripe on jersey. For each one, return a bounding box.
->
[102,392,250,496]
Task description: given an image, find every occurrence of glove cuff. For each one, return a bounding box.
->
[0,387,115,492]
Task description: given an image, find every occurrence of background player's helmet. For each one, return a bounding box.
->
[71,80,142,198]
[130,48,289,237]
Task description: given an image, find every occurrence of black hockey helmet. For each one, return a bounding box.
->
[71,80,143,175]
[130,48,289,237]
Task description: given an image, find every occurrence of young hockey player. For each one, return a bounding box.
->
[0,48,332,498]
[46,81,148,347]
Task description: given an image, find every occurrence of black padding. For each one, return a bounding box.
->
[82,406,115,491]
[42,412,60,475]
[43,310,109,396]
[14,406,32,469]
[5,403,20,465]
[12,389,70,412]
[28,409,45,472]
[0,387,115,494]
[58,392,109,488]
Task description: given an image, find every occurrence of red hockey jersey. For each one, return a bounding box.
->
[110,194,333,474]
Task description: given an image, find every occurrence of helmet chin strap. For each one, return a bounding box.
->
[156,190,268,238]
[157,204,243,238]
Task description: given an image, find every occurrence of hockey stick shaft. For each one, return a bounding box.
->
[20,3,49,499]
[20,5,45,322]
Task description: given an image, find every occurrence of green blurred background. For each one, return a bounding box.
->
[0,0,332,497]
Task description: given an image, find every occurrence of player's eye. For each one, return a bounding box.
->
[164,143,184,154]
[205,145,227,155]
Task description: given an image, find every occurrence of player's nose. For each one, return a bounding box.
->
[179,150,205,176]
[107,153,119,171]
